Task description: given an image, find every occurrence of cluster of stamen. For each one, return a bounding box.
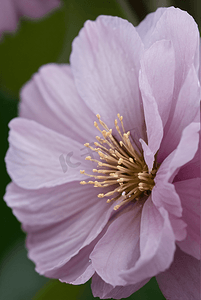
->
[80,114,157,210]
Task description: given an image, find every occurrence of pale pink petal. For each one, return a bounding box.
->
[4,182,111,229]
[139,40,175,168]
[174,178,200,260]
[137,7,200,162]
[136,7,166,46]
[152,123,200,235]
[142,7,199,95]
[56,227,109,284]
[0,0,17,37]
[20,64,97,144]
[5,118,93,189]
[156,247,200,300]
[15,0,61,19]
[174,139,200,181]
[140,40,175,129]
[70,264,95,285]
[70,15,146,144]
[152,182,182,217]
[16,185,114,276]
[199,42,201,82]
[158,65,200,162]
[138,70,163,168]
[155,122,200,184]
[139,139,154,171]
[0,0,61,38]
[90,203,142,286]
[91,198,175,287]
[168,215,187,242]
[119,198,175,286]
[91,272,149,299]
[52,241,96,284]
[4,181,115,281]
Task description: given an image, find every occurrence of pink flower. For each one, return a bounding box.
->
[0,0,61,38]
[4,7,200,300]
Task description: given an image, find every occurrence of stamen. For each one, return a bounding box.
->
[80,114,157,210]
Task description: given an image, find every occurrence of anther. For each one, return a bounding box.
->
[98,193,105,198]
[80,113,157,211]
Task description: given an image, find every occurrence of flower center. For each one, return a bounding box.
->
[80,114,157,210]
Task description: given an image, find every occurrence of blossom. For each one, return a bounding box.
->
[4,6,200,300]
[0,0,61,39]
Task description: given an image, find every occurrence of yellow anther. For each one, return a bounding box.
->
[98,193,105,198]
[94,181,102,187]
[114,204,120,210]
[80,113,157,211]
[118,158,123,164]
[110,173,118,177]
[117,113,123,121]
[117,178,124,182]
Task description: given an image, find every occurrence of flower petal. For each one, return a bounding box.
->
[174,178,200,260]
[141,7,200,91]
[90,203,142,286]
[91,272,149,299]
[136,7,166,45]
[156,247,200,300]
[51,242,96,284]
[120,197,175,286]
[8,184,96,284]
[158,65,200,162]
[152,122,199,225]
[140,39,175,129]
[20,64,97,144]
[168,215,187,242]
[91,197,175,287]
[138,7,200,162]
[174,138,200,181]
[0,0,17,37]
[4,181,109,229]
[55,227,109,284]
[139,39,175,167]
[139,139,155,171]
[199,42,201,82]
[5,118,92,189]
[16,0,61,19]
[156,122,200,184]
[70,15,146,143]
[152,182,182,217]
[4,180,114,276]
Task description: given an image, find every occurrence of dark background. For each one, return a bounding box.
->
[0,1,200,299]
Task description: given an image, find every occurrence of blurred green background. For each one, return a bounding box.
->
[0,0,200,299]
